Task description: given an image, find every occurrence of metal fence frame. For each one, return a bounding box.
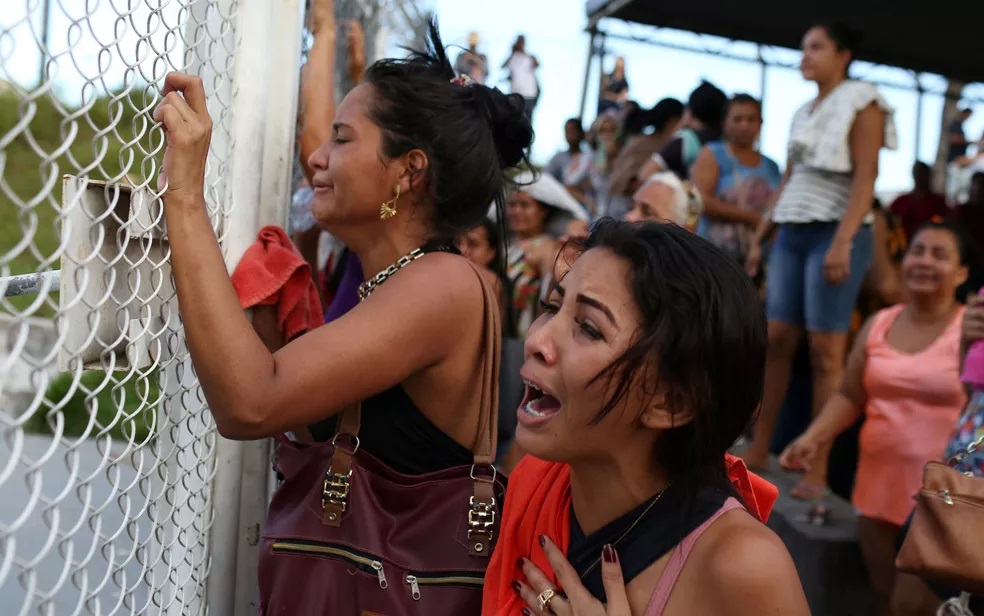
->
[1,1,305,613]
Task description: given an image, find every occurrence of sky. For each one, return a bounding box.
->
[5,0,984,195]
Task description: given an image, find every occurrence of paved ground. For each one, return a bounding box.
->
[0,433,153,616]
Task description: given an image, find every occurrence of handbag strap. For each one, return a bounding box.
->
[321,259,502,558]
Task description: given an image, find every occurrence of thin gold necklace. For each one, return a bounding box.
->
[577,482,671,579]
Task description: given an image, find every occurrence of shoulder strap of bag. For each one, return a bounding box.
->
[468,259,501,466]
[460,260,502,556]
[322,258,502,558]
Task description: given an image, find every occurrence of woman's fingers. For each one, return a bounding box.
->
[163,72,208,116]
[599,545,632,616]
[153,103,184,132]
[540,537,593,605]
[162,91,194,123]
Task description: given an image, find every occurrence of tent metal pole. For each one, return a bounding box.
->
[579,29,598,122]
[915,73,925,160]
[758,44,767,114]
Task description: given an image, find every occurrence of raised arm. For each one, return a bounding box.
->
[155,73,484,440]
[298,0,336,183]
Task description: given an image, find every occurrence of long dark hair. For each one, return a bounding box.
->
[363,20,534,242]
[687,81,727,133]
[567,219,766,493]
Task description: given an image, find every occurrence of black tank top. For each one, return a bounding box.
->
[568,480,735,601]
[307,385,473,475]
[306,242,474,475]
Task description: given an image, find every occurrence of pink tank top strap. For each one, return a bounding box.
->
[643,497,744,616]
[866,304,905,348]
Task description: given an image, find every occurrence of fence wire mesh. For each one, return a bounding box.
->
[0,1,240,614]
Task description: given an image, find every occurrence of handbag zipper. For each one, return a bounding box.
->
[923,489,984,508]
[404,571,484,601]
[271,540,388,588]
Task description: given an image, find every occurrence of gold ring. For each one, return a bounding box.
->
[537,588,559,613]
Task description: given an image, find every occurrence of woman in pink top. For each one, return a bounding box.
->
[781,220,970,615]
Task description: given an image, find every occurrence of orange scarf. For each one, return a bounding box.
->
[481,454,777,616]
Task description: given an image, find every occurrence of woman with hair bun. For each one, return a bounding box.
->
[153,19,533,612]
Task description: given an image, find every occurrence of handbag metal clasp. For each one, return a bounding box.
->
[938,489,954,505]
[323,468,353,512]
[467,496,497,548]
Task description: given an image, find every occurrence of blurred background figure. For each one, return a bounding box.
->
[690,93,781,266]
[637,80,727,181]
[741,23,897,500]
[454,31,489,84]
[543,118,593,207]
[781,221,970,615]
[597,55,630,115]
[889,161,949,242]
[607,98,685,220]
[587,114,622,218]
[625,171,702,231]
[457,216,504,302]
[503,34,540,119]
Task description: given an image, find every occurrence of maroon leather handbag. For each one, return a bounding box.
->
[258,265,505,615]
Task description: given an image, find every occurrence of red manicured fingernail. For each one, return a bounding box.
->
[517,557,525,569]
[539,534,547,547]
[512,580,522,594]
[603,544,617,564]
[522,609,532,616]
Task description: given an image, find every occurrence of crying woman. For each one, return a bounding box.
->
[482,219,809,616]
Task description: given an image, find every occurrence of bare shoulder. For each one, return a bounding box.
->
[691,509,809,615]
[365,251,488,329]
[693,144,716,165]
[374,251,483,300]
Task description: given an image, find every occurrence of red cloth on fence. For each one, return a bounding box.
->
[231,225,323,340]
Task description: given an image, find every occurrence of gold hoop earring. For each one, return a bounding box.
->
[380,185,400,220]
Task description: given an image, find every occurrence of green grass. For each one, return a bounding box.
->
[24,370,159,444]
[1,87,155,318]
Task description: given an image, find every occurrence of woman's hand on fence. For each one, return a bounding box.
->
[154,72,212,204]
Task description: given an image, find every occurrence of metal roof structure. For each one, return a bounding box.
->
[586,0,984,84]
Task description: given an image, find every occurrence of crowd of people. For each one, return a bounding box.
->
[149,1,983,612]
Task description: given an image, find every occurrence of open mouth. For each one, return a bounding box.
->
[520,379,562,420]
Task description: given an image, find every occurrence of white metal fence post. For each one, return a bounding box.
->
[201,0,306,613]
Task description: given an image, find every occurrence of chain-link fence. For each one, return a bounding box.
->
[0,1,309,613]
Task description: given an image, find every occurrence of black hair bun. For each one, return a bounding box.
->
[473,86,534,169]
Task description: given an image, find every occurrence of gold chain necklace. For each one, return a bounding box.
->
[577,483,671,579]
[357,247,425,302]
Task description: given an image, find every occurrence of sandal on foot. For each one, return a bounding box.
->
[795,503,833,526]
